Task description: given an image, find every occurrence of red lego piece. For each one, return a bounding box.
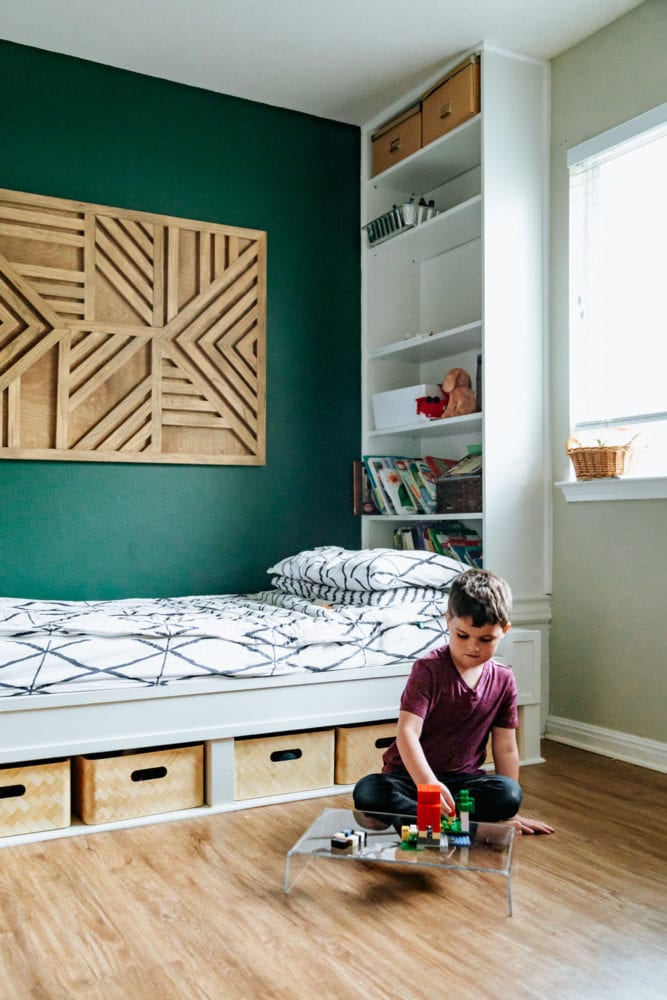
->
[417,783,441,835]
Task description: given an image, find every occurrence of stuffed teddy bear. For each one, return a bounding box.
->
[441,367,477,418]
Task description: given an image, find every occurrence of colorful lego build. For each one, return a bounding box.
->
[330,827,368,854]
[401,784,475,851]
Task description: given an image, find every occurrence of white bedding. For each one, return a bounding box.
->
[0,590,448,695]
[0,547,459,696]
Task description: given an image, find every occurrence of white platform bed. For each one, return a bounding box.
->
[0,548,543,846]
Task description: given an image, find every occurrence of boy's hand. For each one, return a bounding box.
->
[439,783,456,816]
[509,814,555,835]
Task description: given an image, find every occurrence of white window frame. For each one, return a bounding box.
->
[557,102,667,502]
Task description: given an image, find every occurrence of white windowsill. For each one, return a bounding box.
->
[556,477,667,502]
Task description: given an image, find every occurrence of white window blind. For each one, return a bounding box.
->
[568,104,667,476]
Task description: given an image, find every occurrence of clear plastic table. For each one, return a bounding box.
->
[284,807,515,915]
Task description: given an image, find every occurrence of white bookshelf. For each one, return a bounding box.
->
[361,43,550,607]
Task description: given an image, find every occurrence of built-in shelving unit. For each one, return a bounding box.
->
[361,42,550,613]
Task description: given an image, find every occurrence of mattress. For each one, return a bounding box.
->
[0,546,462,696]
[0,590,449,695]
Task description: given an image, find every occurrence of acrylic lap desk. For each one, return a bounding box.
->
[284,807,516,915]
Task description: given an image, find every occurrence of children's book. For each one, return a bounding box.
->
[393,458,428,514]
[378,466,419,516]
[433,522,483,567]
[362,456,397,514]
[423,455,457,479]
[353,460,378,514]
[438,453,483,478]
[412,460,437,509]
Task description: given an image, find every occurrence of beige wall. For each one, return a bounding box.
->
[549,0,667,744]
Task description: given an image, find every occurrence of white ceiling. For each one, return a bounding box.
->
[1,0,644,125]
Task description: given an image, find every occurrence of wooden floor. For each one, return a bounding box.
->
[1,741,665,999]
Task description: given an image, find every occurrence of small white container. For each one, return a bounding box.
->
[372,384,442,429]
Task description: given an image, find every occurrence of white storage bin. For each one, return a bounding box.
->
[372,384,442,429]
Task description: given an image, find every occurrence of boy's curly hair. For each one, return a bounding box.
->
[447,569,512,627]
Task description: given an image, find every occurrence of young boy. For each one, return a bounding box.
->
[353,568,554,835]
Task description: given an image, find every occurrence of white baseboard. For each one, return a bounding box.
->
[545,716,667,773]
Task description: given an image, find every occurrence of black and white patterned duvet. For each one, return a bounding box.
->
[0,590,449,696]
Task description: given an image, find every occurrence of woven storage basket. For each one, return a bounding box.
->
[436,473,482,513]
[72,744,203,825]
[0,759,70,837]
[566,435,642,480]
[334,722,397,784]
[234,730,334,800]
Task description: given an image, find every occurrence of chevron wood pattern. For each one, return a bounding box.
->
[0,189,266,464]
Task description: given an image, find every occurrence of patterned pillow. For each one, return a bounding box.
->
[267,546,462,592]
[270,576,450,613]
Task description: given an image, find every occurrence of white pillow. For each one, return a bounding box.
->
[271,575,449,612]
[267,546,462,592]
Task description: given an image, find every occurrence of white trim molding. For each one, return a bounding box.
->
[556,477,667,502]
[545,716,667,773]
[511,596,552,625]
[567,101,667,168]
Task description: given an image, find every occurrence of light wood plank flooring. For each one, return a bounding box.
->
[0,741,665,999]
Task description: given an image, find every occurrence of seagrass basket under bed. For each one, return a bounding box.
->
[565,435,642,480]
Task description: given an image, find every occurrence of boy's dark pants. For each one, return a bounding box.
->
[353,769,522,827]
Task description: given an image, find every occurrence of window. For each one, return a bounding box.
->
[568,103,667,479]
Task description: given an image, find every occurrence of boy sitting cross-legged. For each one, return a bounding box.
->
[353,568,555,836]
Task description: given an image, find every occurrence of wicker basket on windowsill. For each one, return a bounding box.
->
[565,435,643,480]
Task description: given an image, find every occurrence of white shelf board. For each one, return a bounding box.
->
[369,412,482,438]
[365,512,482,522]
[369,321,482,364]
[371,115,482,193]
[367,196,481,265]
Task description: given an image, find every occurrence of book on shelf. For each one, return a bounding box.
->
[378,466,419,516]
[393,521,481,565]
[431,521,483,567]
[394,458,437,515]
[352,460,379,515]
[436,452,483,478]
[364,454,449,515]
[423,455,458,479]
[362,456,395,514]
[363,455,419,515]
[475,353,482,412]
[392,521,482,565]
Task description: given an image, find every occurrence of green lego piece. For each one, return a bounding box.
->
[456,789,475,813]
[441,814,462,833]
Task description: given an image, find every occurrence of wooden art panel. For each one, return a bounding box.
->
[0,189,266,464]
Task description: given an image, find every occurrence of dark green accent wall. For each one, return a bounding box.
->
[0,42,361,599]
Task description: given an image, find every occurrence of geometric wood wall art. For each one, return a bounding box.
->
[0,188,266,464]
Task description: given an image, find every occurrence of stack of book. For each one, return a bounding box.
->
[393,520,483,568]
[361,455,453,516]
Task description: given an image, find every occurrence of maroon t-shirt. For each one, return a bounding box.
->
[382,644,519,776]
